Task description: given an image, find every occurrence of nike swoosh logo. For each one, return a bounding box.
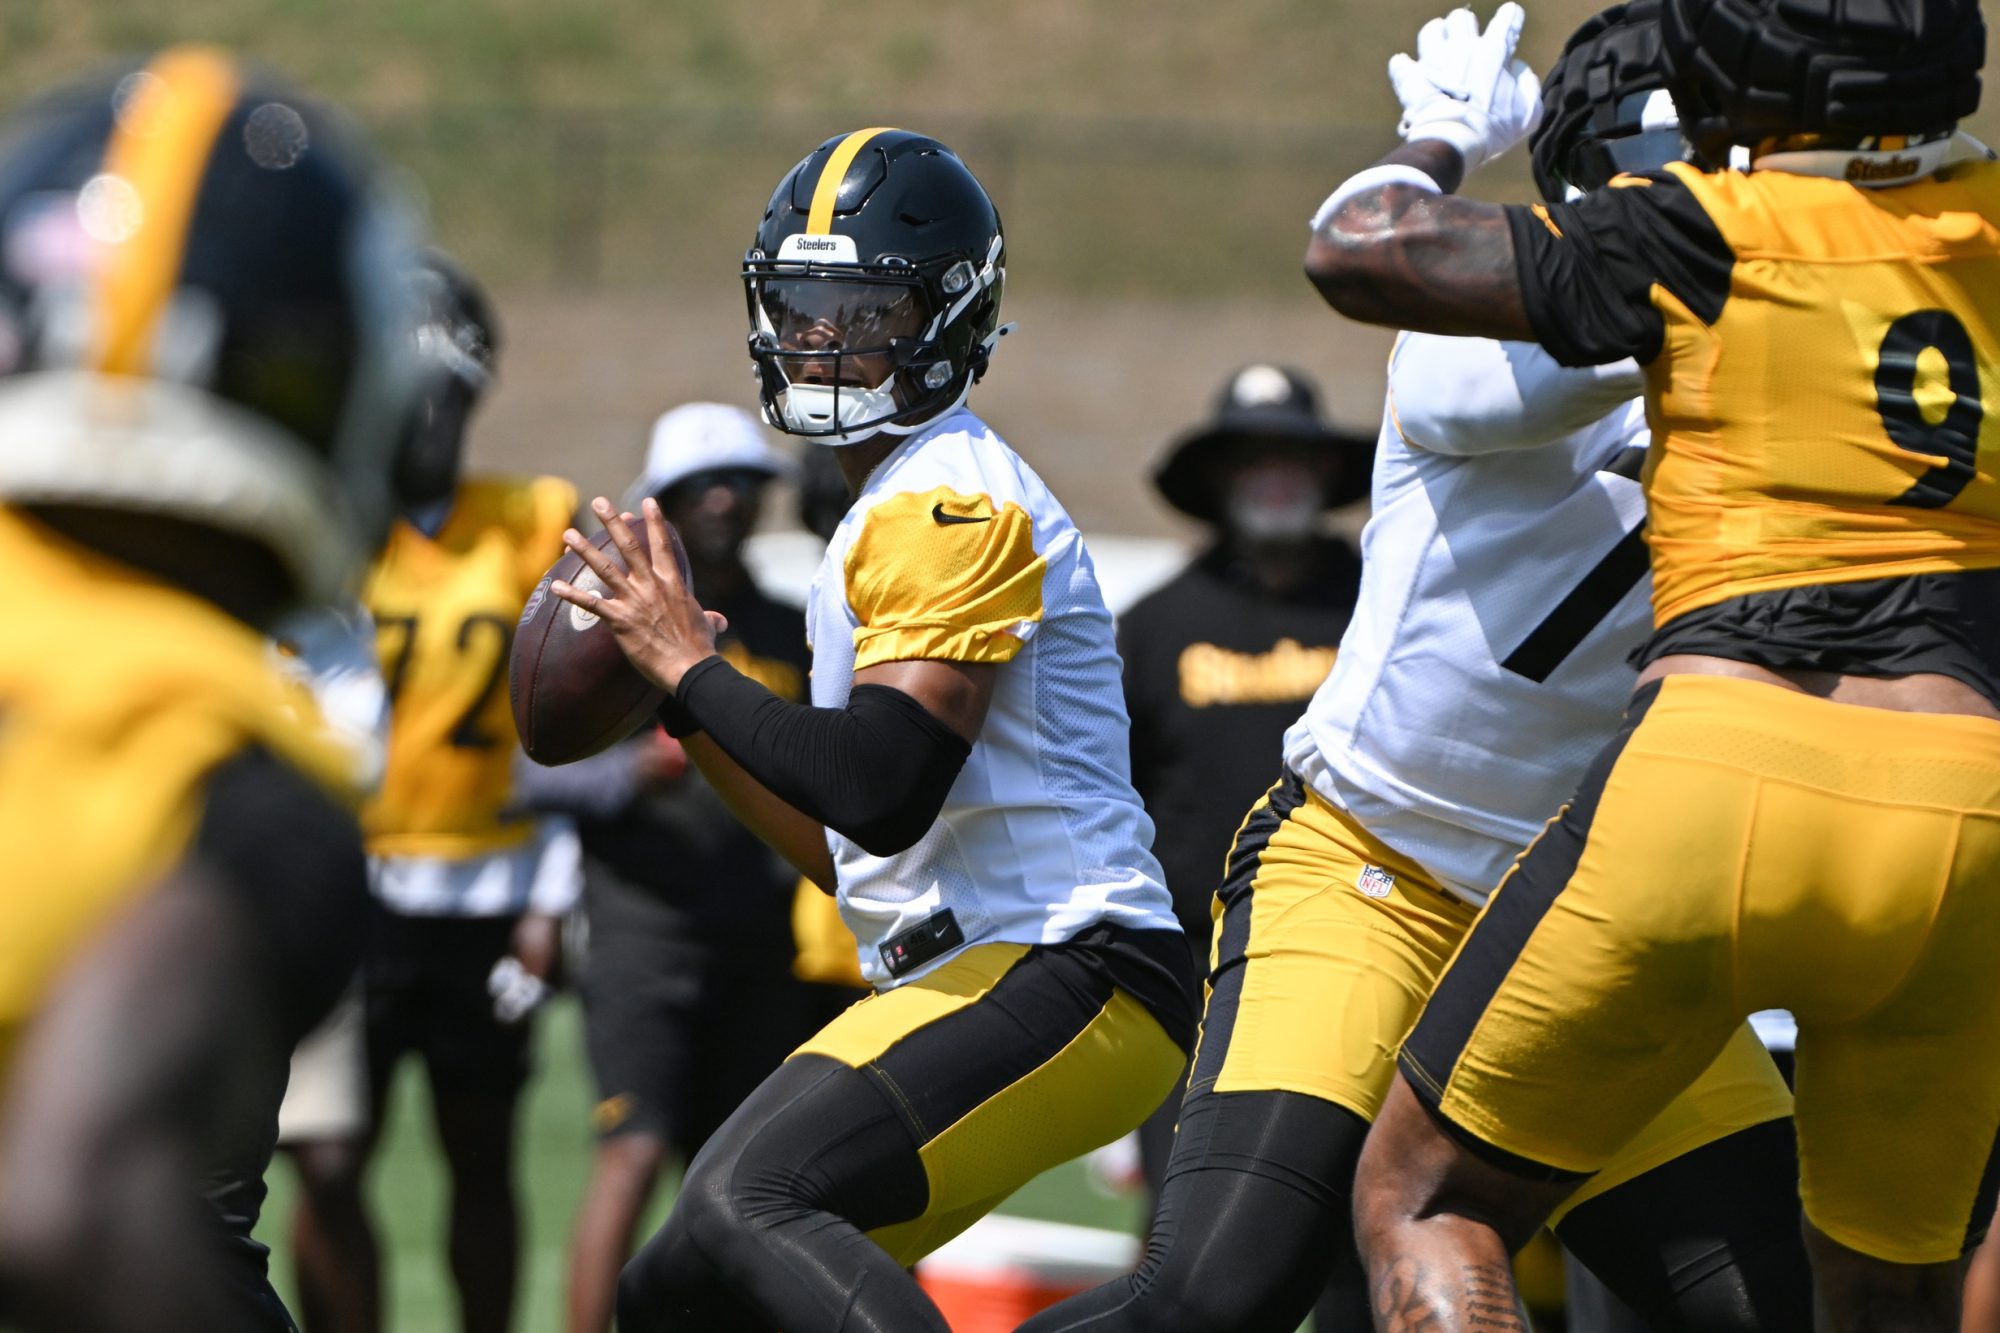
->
[932,502,992,526]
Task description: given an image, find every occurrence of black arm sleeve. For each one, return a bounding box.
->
[656,692,700,738]
[674,655,973,857]
[194,748,369,1047]
[1506,170,1735,368]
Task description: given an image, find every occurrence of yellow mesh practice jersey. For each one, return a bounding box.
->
[1510,160,2000,627]
[808,409,1178,988]
[0,507,351,1082]
[362,476,575,858]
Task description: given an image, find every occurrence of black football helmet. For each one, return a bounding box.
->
[0,46,424,601]
[743,129,1006,444]
[1662,0,1984,164]
[1532,2,1691,202]
[394,250,498,508]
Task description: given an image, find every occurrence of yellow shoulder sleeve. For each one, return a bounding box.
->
[843,486,1045,670]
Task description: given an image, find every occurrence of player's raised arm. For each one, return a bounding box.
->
[1303,5,1541,341]
[1387,332,1643,456]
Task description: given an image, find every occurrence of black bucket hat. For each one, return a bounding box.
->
[1153,365,1375,522]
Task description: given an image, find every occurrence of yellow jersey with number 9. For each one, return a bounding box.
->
[362,476,574,858]
[0,507,351,1081]
[1511,159,2000,628]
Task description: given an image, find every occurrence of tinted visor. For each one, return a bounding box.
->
[753,277,928,365]
[1562,127,1689,193]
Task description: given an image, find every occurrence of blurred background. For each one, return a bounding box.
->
[12,2,1995,1326]
[18,0,1947,536]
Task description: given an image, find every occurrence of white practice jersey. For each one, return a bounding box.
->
[369,818,583,918]
[1284,333,1651,905]
[809,409,1178,986]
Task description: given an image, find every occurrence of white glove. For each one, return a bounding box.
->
[1389,4,1544,174]
[488,955,551,1025]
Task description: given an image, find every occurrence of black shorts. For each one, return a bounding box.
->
[581,870,855,1153]
[364,907,532,1100]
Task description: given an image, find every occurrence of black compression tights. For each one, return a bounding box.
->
[1019,1088,1374,1333]
[1020,1090,1812,1333]
[615,1054,947,1333]
[1553,1116,1814,1332]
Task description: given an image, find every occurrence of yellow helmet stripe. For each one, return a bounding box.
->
[805,127,897,236]
[91,46,241,376]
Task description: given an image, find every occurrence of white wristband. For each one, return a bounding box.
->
[1309,164,1443,233]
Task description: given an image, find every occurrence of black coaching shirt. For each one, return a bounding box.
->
[1120,541,1362,942]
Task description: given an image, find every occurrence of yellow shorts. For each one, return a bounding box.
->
[795,929,1190,1265]
[1196,768,1793,1223]
[1403,674,2000,1264]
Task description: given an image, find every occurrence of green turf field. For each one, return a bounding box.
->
[255,997,1149,1331]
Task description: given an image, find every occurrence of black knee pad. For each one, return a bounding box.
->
[619,1056,932,1332]
[674,1057,924,1254]
[616,1210,696,1333]
[613,1246,663,1332]
[672,1149,775,1277]
[618,1208,781,1333]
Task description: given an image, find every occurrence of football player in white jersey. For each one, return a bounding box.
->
[1021,7,1811,1332]
[549,130,1196,1332]
[1312,0,2000,1321]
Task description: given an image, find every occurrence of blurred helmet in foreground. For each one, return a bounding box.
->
[0,46,425,601]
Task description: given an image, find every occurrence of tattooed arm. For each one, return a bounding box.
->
[1372,1257,1532,1333]
[1304,1,1544,342]
[1303,139,1536,344]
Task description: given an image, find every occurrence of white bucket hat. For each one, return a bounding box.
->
[624,402,797,509]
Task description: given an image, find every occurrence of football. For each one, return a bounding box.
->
[509,520,689,765]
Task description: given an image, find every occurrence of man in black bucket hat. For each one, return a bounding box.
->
[1150,363,1374,527]
[1115,363,1372,1218]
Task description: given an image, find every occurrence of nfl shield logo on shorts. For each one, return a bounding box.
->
[1356,864,1395,899]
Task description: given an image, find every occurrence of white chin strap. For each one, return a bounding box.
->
[775,381,901,442]
[778,319,1015,448]
[1949,130,1998,164]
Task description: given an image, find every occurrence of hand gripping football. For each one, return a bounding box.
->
[509,521,690,765]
